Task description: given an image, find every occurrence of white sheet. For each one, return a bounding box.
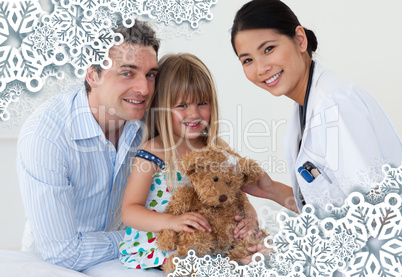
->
[0,250,165,277]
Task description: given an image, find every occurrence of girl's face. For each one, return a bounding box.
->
[171,97,211,143]
[234,27,309,105]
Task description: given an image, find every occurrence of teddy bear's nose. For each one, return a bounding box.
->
[219,195,227,203]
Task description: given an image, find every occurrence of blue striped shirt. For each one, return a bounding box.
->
[17,84,143,271]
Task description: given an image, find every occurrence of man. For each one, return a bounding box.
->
[17,21,159,272]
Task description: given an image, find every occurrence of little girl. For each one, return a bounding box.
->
[118,53,259,270]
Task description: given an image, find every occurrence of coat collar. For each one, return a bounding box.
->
[284,61,325,162]
[304,61,325,131]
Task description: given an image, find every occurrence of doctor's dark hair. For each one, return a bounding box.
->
[85,20,160,93]
[230,0,318,57]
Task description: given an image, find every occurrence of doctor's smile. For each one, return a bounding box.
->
[231,0,401,219]
[263,70,283,87]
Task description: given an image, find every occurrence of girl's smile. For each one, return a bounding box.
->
[183,121,203,130]
[172,100,211,142]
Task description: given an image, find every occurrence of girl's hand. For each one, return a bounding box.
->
[233,215,260,239]
[170,212,212,233]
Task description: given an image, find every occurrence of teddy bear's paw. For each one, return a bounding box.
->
[156,230,178,252]
[227,245,250,262]
[157,242,177,252]
[162,256,176,274]
[192,243,216,257]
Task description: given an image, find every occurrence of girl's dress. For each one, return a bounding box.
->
[119,149,190,269]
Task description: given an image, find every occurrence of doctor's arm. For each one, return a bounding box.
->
[241,171,298,213]
[17,135,124,271]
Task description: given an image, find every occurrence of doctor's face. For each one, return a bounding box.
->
[234,28,309,104]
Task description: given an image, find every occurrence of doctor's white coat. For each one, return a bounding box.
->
[284,62,402,214]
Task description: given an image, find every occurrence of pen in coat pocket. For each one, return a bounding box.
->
[303,161,332,184]
[298,166,314,183]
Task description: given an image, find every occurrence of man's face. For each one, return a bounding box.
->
[87,43,158,124]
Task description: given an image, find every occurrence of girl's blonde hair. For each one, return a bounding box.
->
[144,53,225,190]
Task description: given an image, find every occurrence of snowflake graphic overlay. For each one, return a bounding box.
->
[0,0,218,123]
[49,0,120,77]
[324,163,402,276]
[0,0,42,91]
[171,164,402,277]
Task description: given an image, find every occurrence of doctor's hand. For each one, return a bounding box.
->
[241,172,298,213]
[241,172,273,199]
[233,215,261,239]
[239,242,274,265]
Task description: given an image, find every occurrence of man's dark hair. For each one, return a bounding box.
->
[85,20,160,93]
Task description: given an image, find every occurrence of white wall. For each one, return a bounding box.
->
[0,138,25,250]
[1,0,401,250]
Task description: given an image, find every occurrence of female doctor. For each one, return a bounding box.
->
[231,0,402,216]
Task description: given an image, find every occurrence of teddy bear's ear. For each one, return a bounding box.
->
[238,157,264,186]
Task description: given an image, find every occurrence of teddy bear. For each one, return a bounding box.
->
[156,145,270,273]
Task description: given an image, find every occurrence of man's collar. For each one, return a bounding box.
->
[69,86,145,141]
[69,86,103,140]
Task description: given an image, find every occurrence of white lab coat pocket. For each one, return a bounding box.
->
[296,164,345,217]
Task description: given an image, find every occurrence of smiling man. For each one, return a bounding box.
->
[16,21,160,273]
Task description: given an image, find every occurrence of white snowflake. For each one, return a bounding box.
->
[269,252,293,275]
[257,203,298,238]
[144,0,217,29]
[117,0,148,24]
[271,206,346,276]
[196,255,234,277]
[0,69,79,130]
[378,164,402,197]
[344,193,402,276]
[170,249,202,276]
[0,81,22,121]
[49,0,119,77]
[1,0,217,123]
[365,187,385,205]
[321,164,402,276]
[0,0,68,121]
[242,260,273,277]
[169,164,402,277]
[29,20,59,53]
[0,0,43,94]
[328,229,359,262]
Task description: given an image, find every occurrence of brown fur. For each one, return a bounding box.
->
[156,146,269,273]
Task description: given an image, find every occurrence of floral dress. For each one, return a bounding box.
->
[119,149,190,269]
